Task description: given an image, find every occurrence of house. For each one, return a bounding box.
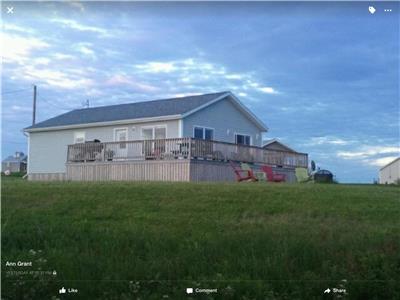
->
[379,157,400,184]
[24,91,307,182]
[2,152,27,173]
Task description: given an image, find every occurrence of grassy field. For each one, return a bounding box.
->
[1,178,399,300]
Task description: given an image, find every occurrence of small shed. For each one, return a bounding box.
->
[262,139,298,153]
[2,152,27,173]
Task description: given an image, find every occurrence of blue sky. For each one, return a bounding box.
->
[2,1,399,182]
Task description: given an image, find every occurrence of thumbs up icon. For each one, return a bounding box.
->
[59,287,66,294]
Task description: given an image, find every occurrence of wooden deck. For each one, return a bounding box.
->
[31,138,306,182]
[67,138,308,168]
[66,159,297,183]
[66,160,190,182]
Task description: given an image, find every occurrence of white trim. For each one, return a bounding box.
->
[24,115,181,133]
[192,125,215,140]
[178,119,183,138]
[113,127,128,142]
[27,133,30,174]
[234,132,252,146]
[182,93,230,119]
[228,93,269,131]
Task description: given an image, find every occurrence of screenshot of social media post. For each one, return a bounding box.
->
[1,1,399,299]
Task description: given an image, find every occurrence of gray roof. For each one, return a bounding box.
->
[25,91,229,130]
[2,154,27,163]
[262,139,297,153]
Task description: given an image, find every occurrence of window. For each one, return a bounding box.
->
[155,127,166,139]
[193,126,214,140]
[141,126,167,156]
[194,127,204,139]
[142,128,153,140]
[114,128,128,148]
[205,128,213,140]
[74,131,85,144]
[235,134,251,146]
[141,126,167,140]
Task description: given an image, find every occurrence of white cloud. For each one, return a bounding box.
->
[135,62,176,73]
[50,18,108,36]
[242,80,279,95]
[364,156,399,167]
[336,145,399,168]
[172,93,201,98]
[18,66,94,89]
[11,105,31,112]
[225,74,243,80]
[33,57,51,65]
[106,74,159,93]
[309,136,351,146]
[3,24,35,34]
[258,86,279,94]
[337,146,399,159]
[73,43,96,59]
[52,53,75,60]
[1,32,49,64]
[133,58,279,99]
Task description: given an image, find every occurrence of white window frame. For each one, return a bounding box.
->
[192,125,215,140]
[234,132,252,146]
[140,125,167,140]
[113,127,128,142]
[74,131,86,144]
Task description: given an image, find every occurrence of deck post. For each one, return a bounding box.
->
[188,137,192,159]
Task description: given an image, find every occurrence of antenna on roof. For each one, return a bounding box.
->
[82,99,90,108]
[32,85,37,125]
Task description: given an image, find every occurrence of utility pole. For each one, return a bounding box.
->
[32,85,37,125]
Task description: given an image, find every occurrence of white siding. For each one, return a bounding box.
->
[182,97,263,146]
[379,158,400,184]
[28,119,180,173]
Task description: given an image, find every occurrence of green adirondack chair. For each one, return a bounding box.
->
[295,167,312,183]
[241,163,266,181]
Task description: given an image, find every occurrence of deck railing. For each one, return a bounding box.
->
[67,138,308,168]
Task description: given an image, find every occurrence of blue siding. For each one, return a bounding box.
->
[182,98,264,146]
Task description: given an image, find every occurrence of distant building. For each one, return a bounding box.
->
[379,157,400,184]
[262,139,307,168]
[263,138,298,153]
[2,152,27,173]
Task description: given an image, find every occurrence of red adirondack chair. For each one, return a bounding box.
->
[261,165,286,182]
[229,161,258,182]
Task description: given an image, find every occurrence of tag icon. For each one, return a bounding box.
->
[369,6,376,14]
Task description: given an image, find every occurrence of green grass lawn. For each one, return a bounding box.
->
[1,178,399,299]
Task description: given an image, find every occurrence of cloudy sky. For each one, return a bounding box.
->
[1,1,399,182]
